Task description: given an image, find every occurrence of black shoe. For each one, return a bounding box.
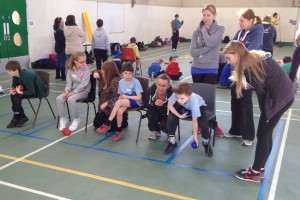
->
[202,141,213,157]
[61,78,66,81]
[7,119,19,128]
[164,142,178,154]
[0,91,4,94]
[16,116,29,127]
[55,76,61,79]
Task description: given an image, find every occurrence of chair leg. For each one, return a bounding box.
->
[33,100,42,125]
[56,115,60,129]
[66,102,71,121]
[92,102,96,115]
[45,97,56,119]
[85,103,89,133]
[135,111,143,143]
[27,99,36,115]
[177,120,181,141]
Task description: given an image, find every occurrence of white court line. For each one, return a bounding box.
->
[50,90,64,93]
[268,109,292,200]
[50,83,66,86]
[0,124,92,171]
[0,181,71,200]
[216,100,259,107]
[179,76,191,82]
[0,94,10,98]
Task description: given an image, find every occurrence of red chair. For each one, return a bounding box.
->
[121,47,142,75]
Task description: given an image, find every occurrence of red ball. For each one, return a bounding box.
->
[12,88,16,92]
[62,128,71,136]
[19,85,24,91]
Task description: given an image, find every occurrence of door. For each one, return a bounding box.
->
[0,0,29,73]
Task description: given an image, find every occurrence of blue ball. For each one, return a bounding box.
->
[180,108,191,115]
[191,141,198,149]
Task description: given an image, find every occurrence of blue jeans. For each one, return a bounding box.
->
[57,52,66,68]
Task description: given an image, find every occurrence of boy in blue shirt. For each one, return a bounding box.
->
[165,82,213,156]
[148,58,164,78]
[97,62,143,141]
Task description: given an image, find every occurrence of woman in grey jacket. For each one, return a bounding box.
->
[223,41,295,183]
[190,4,224,84]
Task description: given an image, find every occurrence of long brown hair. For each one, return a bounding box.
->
[238,8,262,25]
[68,52,86,70]
[222,41,266,98]
[102,61,120,87]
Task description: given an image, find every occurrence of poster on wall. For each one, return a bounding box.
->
[97,2,125,33]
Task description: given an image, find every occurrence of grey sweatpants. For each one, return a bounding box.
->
[56,91,88,119]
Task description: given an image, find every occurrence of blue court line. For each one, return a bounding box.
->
[166,135,193,163]
[25,121,57,136]
[257,120,284,200]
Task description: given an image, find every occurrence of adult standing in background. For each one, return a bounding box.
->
[224,8,264,146]
[53,17,66,80]
[262,15,277,56]
[171,14,184,51]
[64,15,84,68]
[190,4,224,84]
[289,27,300,84]
[92,19,110,70]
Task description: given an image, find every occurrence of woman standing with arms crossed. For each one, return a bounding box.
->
[223,41,295,183]
[190,4,224,135]
[223,9,264,146]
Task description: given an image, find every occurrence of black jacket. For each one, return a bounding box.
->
[145,83,173,115]
[54,29,66,54]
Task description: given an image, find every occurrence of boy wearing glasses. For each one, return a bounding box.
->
[56,52,91,132]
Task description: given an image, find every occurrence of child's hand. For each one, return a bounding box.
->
[193,137,199,147]
[154,99,164,106]
[93,72,100,79]
[15,86,23,94]
[179,112,189,119]
[9,88,16,95]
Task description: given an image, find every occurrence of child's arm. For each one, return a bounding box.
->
[167,103,189,119]
[192,117,199,145]
[73,68,91,94]
[119,93,141,101]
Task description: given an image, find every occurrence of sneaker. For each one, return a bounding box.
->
[223,132,242,138]
[237,167,265,179]
[235,167,261,183]
[215,126,223,136]
[148,131,161,140]
[16,116,29,127]
[202,141,213,157]
[242,140,254,146]
[164,142,178,154]
[172,48,176,51]
[59,117,68,131]
[0,90,4,94]
[7,119,19,128]
[113,131,123,142]
[69,118,81,131]
[96,124,111,134]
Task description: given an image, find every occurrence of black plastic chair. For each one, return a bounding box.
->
[123,76,149,143]
[26,71,56,125]
[177,83,217,148]
[56,75,97,133]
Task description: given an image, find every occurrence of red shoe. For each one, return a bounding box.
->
[113,131,123,142]
[96,125,111,134]
[215,126,223,136]
[235,167,261,183]
[197,127,202,135]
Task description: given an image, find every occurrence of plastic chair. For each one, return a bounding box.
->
[56,75,97,133]
[25,71,56,125]
[122,47,142,75]
[123,76,149,143]
[177,83,217,148]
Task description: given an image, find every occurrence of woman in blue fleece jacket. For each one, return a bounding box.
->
[224,8,264,146]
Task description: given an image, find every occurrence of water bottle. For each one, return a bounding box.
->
[151,72,154,81]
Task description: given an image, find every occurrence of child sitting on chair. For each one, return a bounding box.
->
[97,62,143,142]
[127,37,140,60]
[148,58,165,78]
[56,52,91,132]
[164,82,213,157]
[166,56,183,80]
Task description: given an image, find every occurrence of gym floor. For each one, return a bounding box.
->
[0,43,299,200]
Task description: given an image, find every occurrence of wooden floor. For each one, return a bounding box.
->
[0,43,299,200]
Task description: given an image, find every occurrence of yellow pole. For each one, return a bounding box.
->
[82,12,92,42]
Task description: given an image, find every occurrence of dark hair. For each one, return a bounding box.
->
[175,14,179,18]
[65,15,76,26]
[273,12,278,17]
[169,56,175,61]
[6,60,21,72]
[102,61,120,86]
[173,82,192,96]
[121,62,134,73]
[96,19,103,28]
[283,56,292,63]
[263,15,272,23]
[53,17,62,31]
[130,37,136,43]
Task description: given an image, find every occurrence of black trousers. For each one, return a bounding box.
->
[94,49,108,70]
[11,94,34,115]
[229,85,255,141]
[252,99,294,171]
[169,72,183,80]
[289,45,300,82]
[147,106,168,133]
[172,30,179,50]
[167,103,210,140]
[192,73,217,85]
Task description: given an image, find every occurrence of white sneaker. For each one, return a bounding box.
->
[168,136,176,144]
[223,132,242,138]
[59,117,68,131]
[69,118,81,131]
[242,140,254,146]
[148,131,161,140]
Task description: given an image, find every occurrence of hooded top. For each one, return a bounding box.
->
[262,22,277,51]
[54,28,65,54]
[64,26,84,54]
[91,27,110,52]
[166,61,180,76]
[190,20,224,70]
[66,66,91,94]
[233,24,264,50]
